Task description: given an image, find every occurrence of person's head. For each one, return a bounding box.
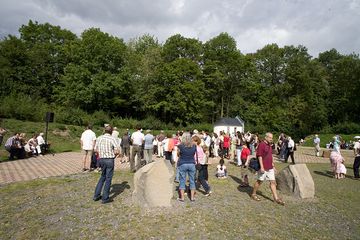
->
[87,124,93,130]
[264,132,273,144]
[315,134,318,138]
[192,135,201,145]
[219,158,224,166]
[167,133,172,138]
[39,132,44,137]
[181,132,192,147]
[104,125,113,134]
[146,129,151,134]
[242,143,247,148]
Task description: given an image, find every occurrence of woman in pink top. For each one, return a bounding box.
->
[193,135,211,196]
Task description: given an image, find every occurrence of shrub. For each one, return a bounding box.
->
[330,122,360,134]
[0,94,48,122]
[54,107,91,126]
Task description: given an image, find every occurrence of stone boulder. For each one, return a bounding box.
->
[276,164,315,199]
[132,159,174,207]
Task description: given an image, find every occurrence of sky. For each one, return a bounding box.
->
[0,0,360,57]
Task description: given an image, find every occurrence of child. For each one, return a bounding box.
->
[216,158,227,179]
[240,144,251,187]
[338,159,347,179]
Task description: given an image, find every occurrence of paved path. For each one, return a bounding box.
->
[0,147,356,185]
[0,152,130,185]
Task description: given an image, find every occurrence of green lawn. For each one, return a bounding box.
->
[0,162,359,239]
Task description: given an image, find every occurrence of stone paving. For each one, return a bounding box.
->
[0,146,356,185]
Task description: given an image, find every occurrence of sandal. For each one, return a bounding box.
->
[240,184,249,187]
[177,198,184,202]
[251,194,261,201]
[275,198,285,205]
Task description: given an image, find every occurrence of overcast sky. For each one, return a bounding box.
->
[1,0,359,57]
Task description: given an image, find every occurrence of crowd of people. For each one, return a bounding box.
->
[85,125,286,205]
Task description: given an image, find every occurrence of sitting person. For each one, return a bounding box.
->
[216,158,227,179]
[36,133,46,154]
[25,134,39,156]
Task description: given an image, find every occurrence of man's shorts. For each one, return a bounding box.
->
[83,149,93,155]
[257,168,275,181]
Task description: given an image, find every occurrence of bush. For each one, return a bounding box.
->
[0,94,48,122]
[110,117,139,129]
[91,111,111,126]
[54,107,91,126]
[331,122,360,134]
[138,116,165,130]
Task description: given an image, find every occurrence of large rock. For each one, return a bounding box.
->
[276,164,315,199]
[132,159,174,207]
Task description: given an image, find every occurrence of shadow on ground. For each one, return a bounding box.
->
[110,181,130,200]
[229,174,272,201]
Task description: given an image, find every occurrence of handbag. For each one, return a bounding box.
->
[195,146,202,170]
[249,157,260,171]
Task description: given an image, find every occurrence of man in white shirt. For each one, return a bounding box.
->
[81,125,97,171]
[314,135,320,157]
[36,132,46,154]
[353,139,360,156]
[130,127,144,172]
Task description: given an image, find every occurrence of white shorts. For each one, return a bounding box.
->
[257,169,275,181]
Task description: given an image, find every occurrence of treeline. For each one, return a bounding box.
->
[1,20,360,138]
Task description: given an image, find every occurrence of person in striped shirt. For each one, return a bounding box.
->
[93,125,120,204]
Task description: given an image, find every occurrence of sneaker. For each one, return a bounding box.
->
[205,191,212,196]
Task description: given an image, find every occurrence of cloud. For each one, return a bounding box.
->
[0,0,359,57]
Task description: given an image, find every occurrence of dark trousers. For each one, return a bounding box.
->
[285,151,295,164]
[94,158,114,202]
[164,151,172,161]
[198,165,211,193]
[354,156,360,178]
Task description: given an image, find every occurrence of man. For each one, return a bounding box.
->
[352,139,360,179]
[314,134,321,157]
[4,133,20,160]
[156,130,165,158]
[251,132,284,205]
[36,133,46,154]
[93,125,119,204]
[120,131,130,162]
[143,129,154,164]
[80,125,97,171]
[130,127,144,172]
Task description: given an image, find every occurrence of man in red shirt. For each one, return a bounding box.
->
[251,132,284,205]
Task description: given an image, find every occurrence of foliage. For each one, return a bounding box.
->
[1,21,360,138]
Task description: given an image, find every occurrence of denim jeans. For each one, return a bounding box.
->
[178,163,196,190]
[198,165,211,193]
[94,158,114,202]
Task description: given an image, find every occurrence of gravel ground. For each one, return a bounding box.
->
[0,161,359,239]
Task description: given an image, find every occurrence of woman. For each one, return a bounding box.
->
[177,132,197,202]
[223,133,230,159]
[193,135,211,196]
[330,151,344,178]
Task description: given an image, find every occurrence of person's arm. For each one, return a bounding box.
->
[258,156,265,173]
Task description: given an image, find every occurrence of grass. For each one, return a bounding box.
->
[0,162,359,239]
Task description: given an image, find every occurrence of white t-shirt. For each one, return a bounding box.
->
[81,129,96,150]
[37,135,45,145]
[131,131,144,146]
[217,164,226,175]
